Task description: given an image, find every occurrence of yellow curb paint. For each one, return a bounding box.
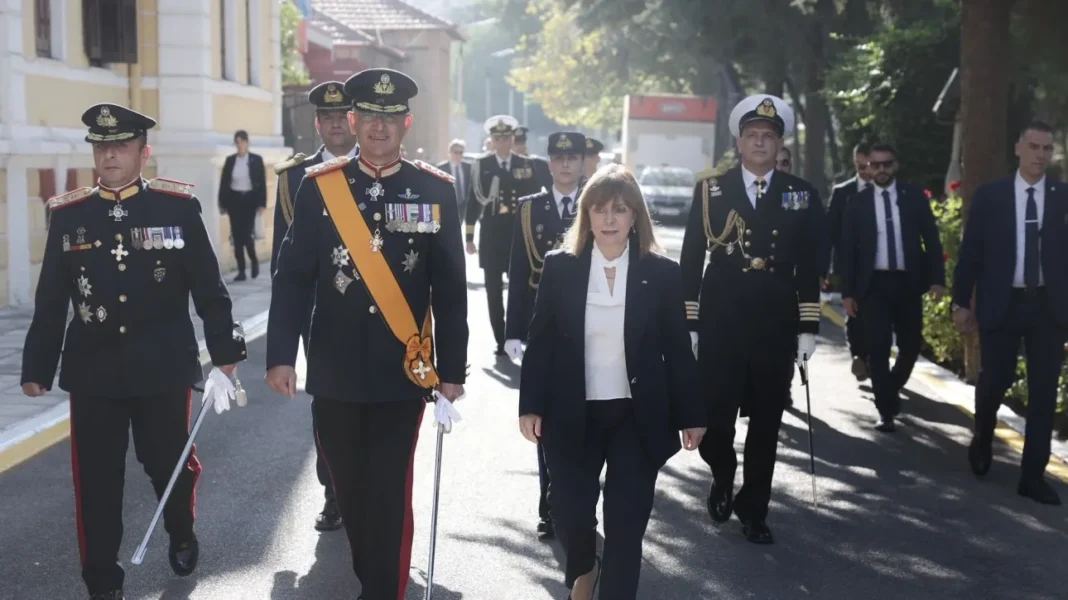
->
[821,301,1068,482]
[0,418,70,474]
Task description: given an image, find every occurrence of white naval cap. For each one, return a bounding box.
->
[728,94,795,138]
[484,114,519,135]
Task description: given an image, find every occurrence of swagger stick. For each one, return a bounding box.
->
[424,423,446,600]
[799,359,818,510]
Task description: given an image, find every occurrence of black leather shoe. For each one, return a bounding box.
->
[89,591,124,600]
[250,262,260,279]
[968,436,992,477]
[169,534,199,576]
[1018,478,1062,506]
[707,480,733,523]
[851,356,869,381]
[495,345,507,357]
[314,498,343,531]
[536,517,555,540]
[740,519,774,544]
[233,273,247,283]
[874,417,896,433]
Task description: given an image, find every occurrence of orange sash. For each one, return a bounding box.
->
[314,169,440,389]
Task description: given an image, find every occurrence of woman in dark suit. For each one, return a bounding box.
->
[519,164,707,600]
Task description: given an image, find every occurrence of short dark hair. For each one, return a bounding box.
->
[137,135,148,149]
[234,130,249,142]
[1020,120,1054,139]
[853,141,872,156]
[869,142,897,158]
[778,146,792,159]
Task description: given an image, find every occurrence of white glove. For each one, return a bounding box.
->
[202,367,237,414]
[689,332,699,359]
[504,339,524,361]
[433,390,463,433]
[797,333,817,364]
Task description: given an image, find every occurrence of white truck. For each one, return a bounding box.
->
[621,93,718,176]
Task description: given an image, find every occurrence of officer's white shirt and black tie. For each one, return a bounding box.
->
[1014,171,1045,288]
[553,186,576,219]
[741,167,772,207]
[873,181,906,272]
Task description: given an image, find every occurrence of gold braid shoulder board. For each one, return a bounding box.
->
[274,153,308,226]
[520,200,544,288]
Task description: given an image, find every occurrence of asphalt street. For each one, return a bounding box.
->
[1,226,1066,599]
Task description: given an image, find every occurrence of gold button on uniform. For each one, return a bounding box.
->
[118,263,126,271]
[119,326,127,333]
[772,230,779,236]
[119,294,127,302]
[744,241,751,248]
[369,306,378,314]
[746,229,753,235]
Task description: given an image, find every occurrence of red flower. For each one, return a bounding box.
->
[924,189,933,199]
[943,251,950,263]
[949,180,961,192]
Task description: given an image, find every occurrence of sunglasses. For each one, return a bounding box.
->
[869,159,895,169]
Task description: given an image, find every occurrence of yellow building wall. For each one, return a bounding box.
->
[214,95,273,135]
[76,168,95,188]
[261,2,273,89]
[22,0,34,58]
[28,170,47,267]
[137,0,159,78]
[236,0,249,85]
[25,77,130,127]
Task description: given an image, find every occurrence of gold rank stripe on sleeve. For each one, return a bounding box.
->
[305,155,352,178]
[148,178,195,198]
[799,302,822,322]
[273,152,307,175]
[685,300,700,321]
[48,187,94,211]
[313,167,441,390]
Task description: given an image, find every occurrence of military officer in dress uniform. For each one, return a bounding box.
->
[21,104,247,600]
[583,137,605,180]
[265,68,468,600]
[503,131,586,540]
[270,80,359,533]
[680,95,826,545]
[514,125,553,192]
[465,115,543,356]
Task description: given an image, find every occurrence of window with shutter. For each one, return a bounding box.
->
[35,0,52,58]
[83,0,138,65]
[245,0,253,84]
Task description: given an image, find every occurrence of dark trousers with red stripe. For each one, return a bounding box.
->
[312,396,425,600]
[70,389,200,595]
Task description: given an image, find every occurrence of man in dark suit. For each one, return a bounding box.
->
[680,95,826,544]
[270,80,358,533]
[436,139,472,222]
[514,126,553,192]
[840,143,945,432]
[504,131,586,541]
[827,142,874,380]
[465,115,543,356]
[953,120,1067,506]
[218,130,267,281]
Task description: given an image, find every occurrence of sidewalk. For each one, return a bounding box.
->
[820,292,1068,478]
[0,273,273,472]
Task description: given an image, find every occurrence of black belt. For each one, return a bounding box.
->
[741,257,793,274]
[1011,286,1046,299]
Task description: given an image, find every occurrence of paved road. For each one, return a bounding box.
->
[1,227,1066,599]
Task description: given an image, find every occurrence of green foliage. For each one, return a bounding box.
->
[921,193,963,371]
[825,8,958,189]
[280,0,309,86]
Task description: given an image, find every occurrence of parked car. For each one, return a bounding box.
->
[638,166,696,223]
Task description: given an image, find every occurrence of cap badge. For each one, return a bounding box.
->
[374,74,395,96]
[756,98,777,118]
[555,136,573,150]
[96,106,119,128]
[585,138,594,149]
[324,84,344,104]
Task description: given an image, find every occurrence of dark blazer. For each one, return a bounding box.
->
[827,176,864,275]
[518,241,706,468]
[840,182,945,300]
[272,149,323,275]
[436,159,472,209]
[218,152,267,214]
[953,176,1068,328]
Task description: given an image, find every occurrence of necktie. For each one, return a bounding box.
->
[1024,186,1040,288]
[755,177,767,200]
[561,196,572,218]
[883,190,898,270]
[500,160,508,172]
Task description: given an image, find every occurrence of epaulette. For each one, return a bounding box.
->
[148,178,195,198]
[412,159,455,184]
[273,152,308,174]
[47,187,94,211]
[305,156,351,178]
[695,168,716,182]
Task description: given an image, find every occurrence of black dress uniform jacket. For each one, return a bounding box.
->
[827,176,863,276]
[465,152,543,273]
[22,180,247,396]
[679,167,825,419]
[271,147,324,274]
[268,157,469,402]
[505,190,575,341]
[519,244,706,469]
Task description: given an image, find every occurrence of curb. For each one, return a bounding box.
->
[820,300,1068,482]
[0,309,271,475]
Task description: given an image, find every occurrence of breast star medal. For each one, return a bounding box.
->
[331,245,350,267]
[77,275,92,297]
[402,250,419,273]
[78,302,93,324]
[333,269,354,295]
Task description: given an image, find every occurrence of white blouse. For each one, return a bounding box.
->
[584,242,632,401]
